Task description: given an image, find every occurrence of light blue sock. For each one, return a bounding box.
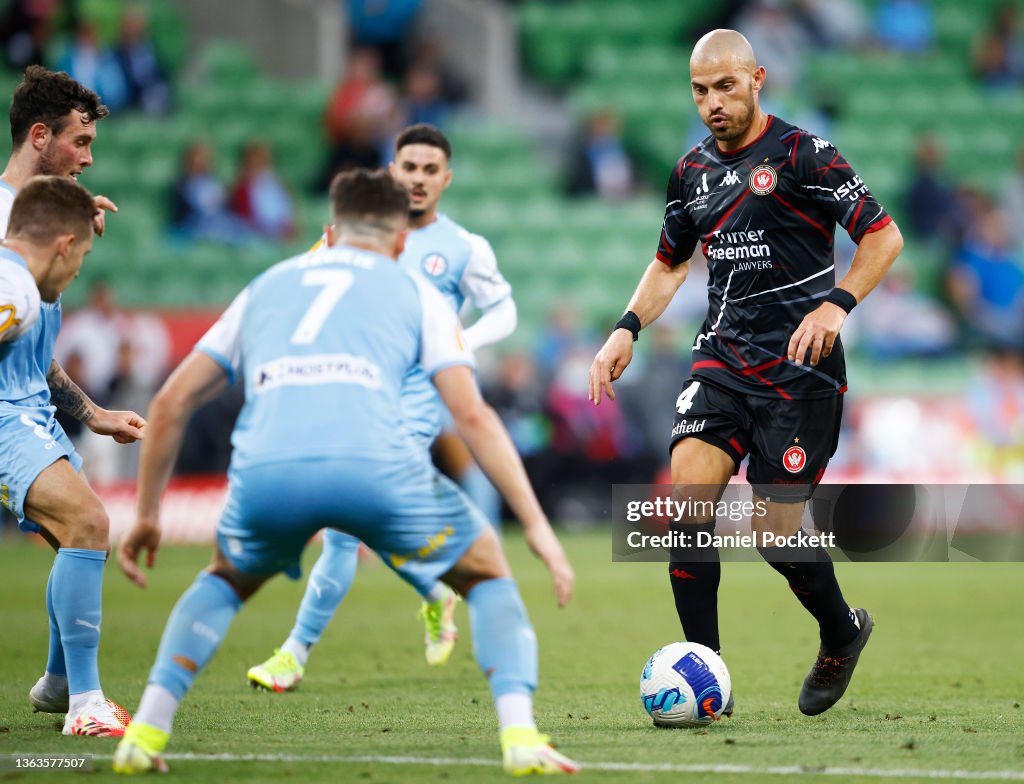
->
[149,572,242,701]
[461,464,502,529]
[51,548,106,695]
[467,577,537,698]
[290,530,359,646]
[45,561,66,677]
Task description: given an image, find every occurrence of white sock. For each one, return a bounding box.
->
[282,636,311,667]
[133,684,180,734]
[423,583,448,604]
[495,692,535,731]
[67,688,103,715]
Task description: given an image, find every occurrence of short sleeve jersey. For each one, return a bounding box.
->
[0,183,62,411]
[398,213,510,440]
[196,245,475,470]
[657,116,892,399]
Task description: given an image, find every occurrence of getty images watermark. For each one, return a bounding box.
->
[612,484,1024,562]
[623,496,836,550]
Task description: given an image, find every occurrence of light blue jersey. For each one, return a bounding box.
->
[397,213,510,444]
[0,247,82,525]
[197,244,475,471]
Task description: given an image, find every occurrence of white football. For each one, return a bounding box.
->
[640,642,731,727]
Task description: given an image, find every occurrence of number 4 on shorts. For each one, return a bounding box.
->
[675,381,701,415]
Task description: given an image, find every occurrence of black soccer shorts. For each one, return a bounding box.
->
[669,377,844,502]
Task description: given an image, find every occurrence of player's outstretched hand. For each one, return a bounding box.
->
[787,302,847,367]
[525,523,575,607]
[92,194,118,237]
[118,518,161,589]
[88,408,146,443]
[588,328,634,405]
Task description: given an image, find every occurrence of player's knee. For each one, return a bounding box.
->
[66,501,110,549]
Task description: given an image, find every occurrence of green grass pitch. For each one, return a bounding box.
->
[1,529,1022,783]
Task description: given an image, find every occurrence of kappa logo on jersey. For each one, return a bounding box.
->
[421,253,448,277]
[749,165,778,196]
[783,445,807,473]
[720,169,741,187]
[812,137,833,154]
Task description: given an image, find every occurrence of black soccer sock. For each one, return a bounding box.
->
[668,522,721,653]
[757,543,859,649]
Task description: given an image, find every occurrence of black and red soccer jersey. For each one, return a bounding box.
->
[657,115,892,400]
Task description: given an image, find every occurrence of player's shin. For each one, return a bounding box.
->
[286,529,359,661]
[668,521,722,653]
[140,572,243,732]
[466,577,538,726]
[45,561,66,677]
[51,548,105,701]
[757,543,859,648]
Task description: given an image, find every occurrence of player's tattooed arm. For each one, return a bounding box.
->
[47,359,95,423]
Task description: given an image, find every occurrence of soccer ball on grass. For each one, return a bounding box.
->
[640,642,731,727]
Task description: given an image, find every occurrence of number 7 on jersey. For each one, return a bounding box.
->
[290,269,355,345]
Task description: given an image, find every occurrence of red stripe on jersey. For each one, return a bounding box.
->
[728,437,747,456]
[687,162,715,170]
[692,359,728,371]
[838,384,848,393]
[790,132,800,167]
[854,214,893,243]
[656,250,673,265]
[744,356,786,375]
[705,189,751,238]
[771,191,832,241]
[848,198,865,235]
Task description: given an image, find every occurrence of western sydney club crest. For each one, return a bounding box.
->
[783,445,806,473]
[421,253,448,277]
[749,164,777,196]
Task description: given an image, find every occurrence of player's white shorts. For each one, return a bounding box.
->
[0,404,83,531]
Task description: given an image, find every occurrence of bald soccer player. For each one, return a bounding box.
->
[589,29,903,716]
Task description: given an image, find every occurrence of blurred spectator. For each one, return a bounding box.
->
[399,61,451,128]
[0,0,58,70]
[967,346,1024,474]
[971,5,1024,89]
[948,202,1024,350]
[318,47,398,191]
[483,352,550,459]
[534,304,593,378]
[55,280,126,404]
[229,141,296,240]
[113,6,172,115]
[873,0,933,54]
[856,269,957,359]
[56,20,128,110]
[1001,142,1024,251]
[348,0,423,80]
[410,37,469,106]
[734,0,814,94]
[796,0,869,49]
[616,322,691,466]
[566,109,637,201]
[170,141,254,245]
[903,134,958,243]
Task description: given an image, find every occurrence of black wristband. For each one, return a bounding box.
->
[614,310,642,342]
[823,287,858,314]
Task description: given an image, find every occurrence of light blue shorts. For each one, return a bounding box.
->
[216,455,487,595]
[0,405,83,531]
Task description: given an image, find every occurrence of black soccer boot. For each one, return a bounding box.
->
[798,608,874,716]
[722,692,735,718]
